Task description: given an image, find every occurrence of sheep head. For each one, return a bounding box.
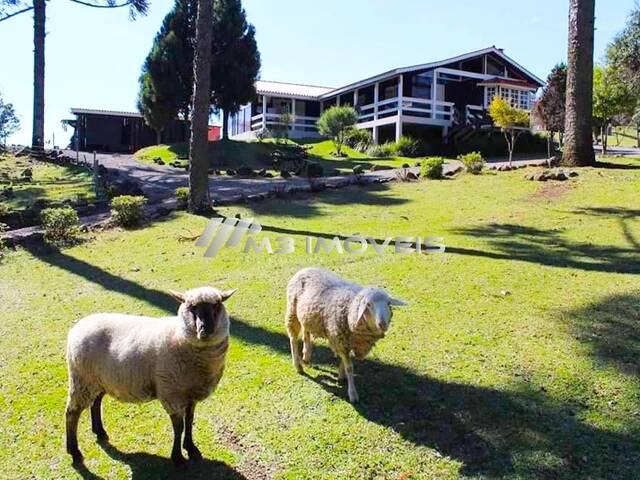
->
[348,287,407,335]
[170,287,236,343]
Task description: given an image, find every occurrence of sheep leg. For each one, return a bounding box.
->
[286,311,304,373]
[90,393,109,442]
[65,406,84,465]
[169,413,187,469]
[183,402,202,461]
[339,354,359,403]
[302,331,313,364]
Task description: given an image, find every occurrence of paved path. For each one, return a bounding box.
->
[64,150,473,204]
[66,150,558,203]
[4,153,553,245]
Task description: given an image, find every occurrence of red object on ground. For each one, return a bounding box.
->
[208,126,221,141]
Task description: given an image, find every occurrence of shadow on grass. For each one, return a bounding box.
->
[73,443,246,480]
[564,292,640,377]
[572,207,640,249]
[231,318,639,478]
[448,223,640,274]
[237,182,409,218]
[25,248,640,477]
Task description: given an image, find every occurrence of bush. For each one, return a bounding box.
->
[0,222,7,259]
[111,195,147,227]
[0,202,9,218]
[395,136,422,157]
[317,106,359,155]
[366,143,396,158]
[41,207,80,244]
[344,128,373,152]
[175,187,189,208]
[458,151,485,174]
[421,157,445,179]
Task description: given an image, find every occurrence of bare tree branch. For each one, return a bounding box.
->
[67,0,131,9]
[0,5,34,23]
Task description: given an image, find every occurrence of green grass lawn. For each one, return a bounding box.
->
[605,126,639,149]
[1,157,639,479]
[134,139,417,174]
[0,154,96,211]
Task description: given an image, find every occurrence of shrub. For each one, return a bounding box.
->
[0,222,7,259]
[395,136,422,157]
[352,164,365,175]
[421,157,445,179]
[41,207,80,244]
[175,187,189,208]
[458,151,485,174]
[111,195,147,227]
[0,202,9,218]
[317,106,359,155]
[344,129,373,152]
[366,143,396,158]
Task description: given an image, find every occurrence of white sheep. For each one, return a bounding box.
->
[285,267,407,403]
[64,286,236,468]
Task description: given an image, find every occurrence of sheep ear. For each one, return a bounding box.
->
[169,290,186,303]
[356,296,370,326]
[389,297,408,306]
[220,288,237,302]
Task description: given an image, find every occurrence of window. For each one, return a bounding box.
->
[485,86,532,110]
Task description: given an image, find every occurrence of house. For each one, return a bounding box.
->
[229,46,544,146]
[67,108,190,153]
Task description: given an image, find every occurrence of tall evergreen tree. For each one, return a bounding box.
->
[210,0,260,139]
[563,0,596,166]
[137,0,195,142]
[137,69,176,145]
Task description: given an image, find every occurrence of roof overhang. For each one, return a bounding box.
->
[319,46,544,99]
[71,108,144,118]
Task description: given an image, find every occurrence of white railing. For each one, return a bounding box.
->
[250,113,320,132]
[355,96,455,124]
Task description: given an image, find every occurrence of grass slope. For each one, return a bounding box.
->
[0,154,96,211]
[1,157,639,479]
[134,139,415,174]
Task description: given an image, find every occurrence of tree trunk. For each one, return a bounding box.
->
[601,125,607,155]
[563,0,596,166]
[222,110,229,140]
[156,129,162,145]
[188,0,214,213]
[31,0,45,157]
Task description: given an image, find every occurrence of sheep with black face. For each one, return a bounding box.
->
[285,268,407,403]
[64,286,236,468]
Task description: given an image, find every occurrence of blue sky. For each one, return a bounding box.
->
[0,0,636,146]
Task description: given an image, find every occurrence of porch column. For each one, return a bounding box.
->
[374,82,379,121]
[353,89,358,108]
[396,74,403,142]
[373,126,379,144]
[431,70,438,120]
[291,98,297,132]
[262,95,267,130]
[395,118,403,142]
